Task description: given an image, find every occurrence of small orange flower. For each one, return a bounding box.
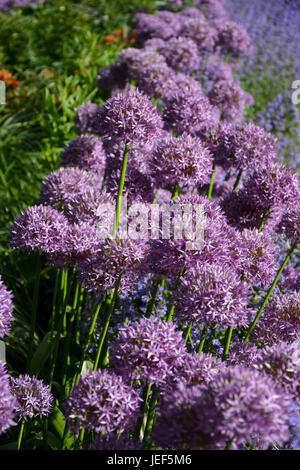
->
[113,28,124,38]
[41,70,54,77]
[103,34,118,44]
[129,29,137,40]
[0,69,20,89]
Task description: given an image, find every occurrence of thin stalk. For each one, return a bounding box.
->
[171,182,179,201]
[17,419,25,450]
[258,207,270,233]
[183,322,192,344]
[133,383,152,442]
[222,326,233,361]
[114,142,129,233]
[75,286,85,345]
[244,241,297,343]
[207,163,215,200]
[233,170,242,191]
[197,325,208,354]
[166,268,186,322]
[93,276,121,371]
[26,253,42,371]
[142,387,158,447]
[145,279,161,318]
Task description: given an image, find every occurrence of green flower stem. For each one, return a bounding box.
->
[233,170,242,191]
[222,326,233,361]
[93,276,121,371]
[166,268,186,322]
[17,419,25,451]
[244,241,297,343]
[171,182,179,201]
[183,322,192,344]
[48,269,75,390]
[197,325,208,354]
[133,383,152,442]
[114,142,129,234]
[145,279,161,318]
[207,163,215,200]
[75,286,85,345]
[26,253,42,371]
[61,281,81,388]
[258,207,270,233]
[142,386,158,447]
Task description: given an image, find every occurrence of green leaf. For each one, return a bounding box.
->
[48,406,74,450]
[81,360,94,375]
[28,331,53,376]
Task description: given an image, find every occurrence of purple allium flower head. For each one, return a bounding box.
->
[174,263,250,328]
[60,135,106,174]
[94,87,163,145]
[134,11,176,44]
[243,163,300,210]
[180,17,217,51]
[0,362,16,435]
[73,101,100,135]
[214,20,253,56]
[105,166,154,204]
[163,88,218,135]
[111,317,187,387]
[208,78,254,123]
[198,365,290,449]
[278,265,300,293]
[77,236,149,295]
[279,202,300,242]
[195,0,228,20]
[157,72,203,102]
[150,132,212,187]
[180,7,206,20]
[254,341,300,404]
[10,375,53,420]
[252,292,300,346]
[96,64,127,92]
[158,37,200,73]
[40,167,102,210]
[237,228,277,286]
[9,205,69,253]
[64,188,115,226]
[64,370,141,435]
[226,341,262,367]
[88,433,141,450]
[0,275,13,338]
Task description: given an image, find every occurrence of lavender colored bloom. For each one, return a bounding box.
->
[96,64,127,92]
[73,101,100,135]
[278,265,300,293]
[0,275,13,338]
[111,317,187,387]
[237,228,277,286]
[64,370,141,435]
[94,87,163,145]
[9,205,69,253]
[134,11,178,44]
[254,341,300,404]
[65,188,114,225]
[180,17,217,51]
[10,374,53,420]
[174,263,250,328]
[208,78,254,123]
[252,292,300,346]
[105,165,154,204]
[40,167,102,210]
[194,0,228,20]
[150,132,212,187]
[0,362,16,435]
[226,342,262,367]
[163,88,218,135]
[154,366,290,450]
[89,433,140,450]
[60,135,106,174]
[77,236,149,295]
[214,20,253,56]
[158,37,200,73]
[279,203,300,242]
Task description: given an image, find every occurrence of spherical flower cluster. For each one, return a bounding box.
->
[279,265,300,292]
[96,64,127,92]
[252,292,300,345]
[111,317,187,387]
[254,341,300,404]
[40,167,102,210]
[10,205,69,253]
[73,101,99,135]
[150,132,213,187]
[180,17,217,50]
[279,203,300,242]
[0,274,13,338]
[158,37,200,73]
[208,78,254,123]
[77,236,149,295]
[94,87,163,145]
[134,11,180,44]
[60,135,106,174]
[163,88,218,135]
[64,370,141,435]
[214,20,253,56]
[0,362,16,435]
[237,228,277,286]
[174,264,250,328]
[65,188,115,226]
[226,342,262,367]
[10,374,53,420]
[89,433,140,450]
